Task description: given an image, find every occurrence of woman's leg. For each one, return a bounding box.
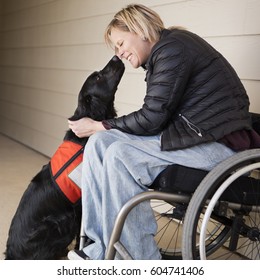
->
[81,129,235,259]
[81,129,157,259]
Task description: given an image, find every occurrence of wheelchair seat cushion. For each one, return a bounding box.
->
[151,164,208,194]
[151,163,260,206]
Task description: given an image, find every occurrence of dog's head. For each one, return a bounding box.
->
[69,55,125,121]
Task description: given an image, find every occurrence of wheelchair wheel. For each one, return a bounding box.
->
[152,201,185,259]
[153,201,230,259]
[182,149,260,260]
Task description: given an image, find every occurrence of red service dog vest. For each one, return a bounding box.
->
[50,141,83,203]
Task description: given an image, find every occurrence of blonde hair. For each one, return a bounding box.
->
[104,4,165,49]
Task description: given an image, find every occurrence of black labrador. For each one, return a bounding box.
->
[5,56,125,259]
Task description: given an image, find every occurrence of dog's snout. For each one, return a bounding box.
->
[112,55,120,61]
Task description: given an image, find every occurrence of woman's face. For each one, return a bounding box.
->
[110,28,155,68]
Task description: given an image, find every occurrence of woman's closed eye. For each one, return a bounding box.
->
[116,41,123,49]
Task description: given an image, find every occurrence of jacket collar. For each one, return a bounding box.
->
[142,29,171,70]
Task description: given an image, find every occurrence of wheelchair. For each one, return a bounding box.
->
[81,113,260,260]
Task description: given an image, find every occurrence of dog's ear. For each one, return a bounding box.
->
[84,95,92,104]
[68,95,93,121]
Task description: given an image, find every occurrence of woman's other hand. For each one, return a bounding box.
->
[68,118,105,138]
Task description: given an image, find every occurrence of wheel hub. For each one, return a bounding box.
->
[247,227,260,241]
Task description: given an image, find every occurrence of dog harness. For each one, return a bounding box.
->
[50,140,84,204]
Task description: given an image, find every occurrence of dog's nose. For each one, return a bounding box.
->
[112,55,120,61]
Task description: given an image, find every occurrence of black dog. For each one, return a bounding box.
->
[5,56,125,259]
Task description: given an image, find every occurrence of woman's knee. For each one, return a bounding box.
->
[85,130,118,151]
[103,141,134,165]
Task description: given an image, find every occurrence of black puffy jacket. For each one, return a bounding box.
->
[104,29,251,150]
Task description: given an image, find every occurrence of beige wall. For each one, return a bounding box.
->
[0,0,259,157]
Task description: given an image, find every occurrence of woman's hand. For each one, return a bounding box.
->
[68,117,106,138]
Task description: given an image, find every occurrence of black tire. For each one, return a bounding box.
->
[182,149,260,260]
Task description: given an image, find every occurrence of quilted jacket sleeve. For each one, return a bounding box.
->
[103,39,193,135]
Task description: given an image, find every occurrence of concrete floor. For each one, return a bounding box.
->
[0,134,49,259]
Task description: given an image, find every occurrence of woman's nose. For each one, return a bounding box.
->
[116,47,124,59]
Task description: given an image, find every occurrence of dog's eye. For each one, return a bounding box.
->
[96,74,102,81]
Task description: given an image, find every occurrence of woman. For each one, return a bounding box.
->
[67,4,255,260]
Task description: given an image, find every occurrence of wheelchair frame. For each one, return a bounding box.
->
[102,148,260,260]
